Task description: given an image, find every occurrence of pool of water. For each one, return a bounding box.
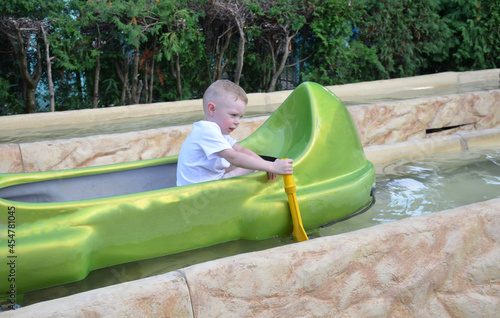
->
[1,79,498,144]
[16,145,500,307]
[315,145,500,236]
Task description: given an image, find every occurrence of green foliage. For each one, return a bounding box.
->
[439,0,500,71]
[0,76,22,115]
[0,0,64,19]
[303,0,383,84]
[254,0,308,31]
[244,0,311,91]
[154,0,208,100]
[357,0,451,79]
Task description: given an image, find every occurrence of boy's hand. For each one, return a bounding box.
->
[273,158,293,176]
[268,171,278,180]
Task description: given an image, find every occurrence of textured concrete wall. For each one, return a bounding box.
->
[349,90,500,146]
[364,128,500,165]
[1,89,499,173]
[4,198,499,317]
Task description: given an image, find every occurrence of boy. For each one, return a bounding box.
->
[176,80,293,186]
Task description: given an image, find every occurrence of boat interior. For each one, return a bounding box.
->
[0,163,178,203]
[0,155,279,204]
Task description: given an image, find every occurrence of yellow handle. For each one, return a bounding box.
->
[282,168,308,242]
[283,174,296,194]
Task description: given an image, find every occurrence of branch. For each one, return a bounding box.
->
[286,51,315,68]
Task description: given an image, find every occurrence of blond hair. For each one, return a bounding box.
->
[203,80,248,112]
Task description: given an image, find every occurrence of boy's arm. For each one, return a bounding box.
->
[232,143,261,159]
[232,143,279,180]
[217,147,293,175]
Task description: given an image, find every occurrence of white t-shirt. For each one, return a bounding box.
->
[176,121,237,186]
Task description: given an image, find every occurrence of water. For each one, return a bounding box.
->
[16,145,500,307]
[1,79,498,144]
[315,145,500,236]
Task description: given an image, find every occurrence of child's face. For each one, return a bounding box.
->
[207,95,246,135]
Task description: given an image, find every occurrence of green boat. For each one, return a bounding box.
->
[0,82,375,296]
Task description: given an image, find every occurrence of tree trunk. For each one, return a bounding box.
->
[92,26,102,108]
[149,53,155,103]
[41,24,55,112]
[24,84,37,114]
[15,28,42,113]
[131,48,141,104]
[143,58,149,104]
[92,53,101,108]
[213,30,232,82]
[234,21,245,85]
[0,18,42,113]
[116,59,130,106]
[146,37,157,104]
[171,53,182,99]
[268,35,291,92]
[20,48,42,113]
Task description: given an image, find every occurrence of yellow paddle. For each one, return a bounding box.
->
[283,173,309,242]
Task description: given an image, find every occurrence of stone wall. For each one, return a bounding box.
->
[364,128,500,165]
[350,90,500,146]
[4,198,500,317]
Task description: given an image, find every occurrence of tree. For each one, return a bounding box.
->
[0,17,43,113]
[205,0,254,85]
[106,0,162,105]
[73,0,115,108]
[203,0,234,82]
[439,0,500,71]
[254,0,312,92]
[156,1,206,100]
[358,0,450,79]
[40,22,57,112]
[300,0,378,85]
[0,1,65,113]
